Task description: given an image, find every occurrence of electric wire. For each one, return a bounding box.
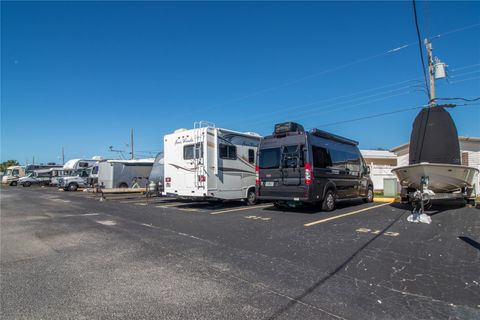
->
[318,103,479,128]
[412,0,430,100]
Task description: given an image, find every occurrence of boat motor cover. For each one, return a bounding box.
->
[409,106,461,165]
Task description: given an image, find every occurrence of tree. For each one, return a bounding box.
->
[0,160,20,172]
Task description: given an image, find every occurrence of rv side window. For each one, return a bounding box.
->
[248,149,255,164]
[312,146,332,168]
[184,143,204,160]
[259,148,281,169]
[219,144,237,160]
[282,145,304,168]
[92,166,99,174]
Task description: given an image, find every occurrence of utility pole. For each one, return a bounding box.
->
[61,146,65,165]
[424,38,435,106]
[130,128,134,160]
[32,156,35,165]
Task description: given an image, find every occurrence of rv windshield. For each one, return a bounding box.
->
[5,169,19,176]
[259,148,281,169]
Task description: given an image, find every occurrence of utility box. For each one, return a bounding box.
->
[383,178,398,197]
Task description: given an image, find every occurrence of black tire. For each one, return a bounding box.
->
[23,181,32,187]
[246,188,257,206]
[10,181,17,186]
[68,183,78,192]
[118,182,128,189]
[363,186,374,203]
[321,190,336,211]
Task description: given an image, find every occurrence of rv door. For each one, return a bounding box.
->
[281,145,304,186]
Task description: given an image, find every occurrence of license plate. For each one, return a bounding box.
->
[264,181,274,187]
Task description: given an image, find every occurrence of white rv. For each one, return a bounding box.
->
[98,159,154,189]
[63,158,99,171]
[164,123,262,204]
[2,166,26,186]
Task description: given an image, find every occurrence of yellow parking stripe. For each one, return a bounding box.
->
[210,204,273,215]
[304,203,391,227]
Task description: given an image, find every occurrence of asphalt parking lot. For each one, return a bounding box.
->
[1,186,479,319]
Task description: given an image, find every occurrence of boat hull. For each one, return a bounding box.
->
[392,163,479,193]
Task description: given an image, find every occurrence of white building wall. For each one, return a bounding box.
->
[369,165,397,191]
[467,151,480,192]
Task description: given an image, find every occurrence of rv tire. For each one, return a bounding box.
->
[118,183,128,189]
[246,188,257,206]
[10,181,17,186]
[68,183,78,192]
[322,190,336,212]
[23,181,32,187]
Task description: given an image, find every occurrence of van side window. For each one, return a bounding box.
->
[329,149,346,168]
[312,146,332,168]
[248,149,255,164]
[184,143,204,160]
[220,144,237,160]
[345,151,360,173]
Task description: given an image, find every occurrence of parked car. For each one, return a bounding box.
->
[19,169,53,187]
[256,122,374,211]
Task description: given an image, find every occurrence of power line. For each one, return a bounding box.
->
[412,0,430,101]
[318,103,479,128]
[193,23,480,117]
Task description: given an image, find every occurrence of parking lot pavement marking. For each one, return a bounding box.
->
[356,228,400,237]
[155,202,188,208]
[177,208,200,212]
[304,203,391,227]
[83,213,101,216]
[244,215,271,221]
[209,204,273,215]
[95,220,117,226]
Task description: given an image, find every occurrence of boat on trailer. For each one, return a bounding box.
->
[392,106,478,207]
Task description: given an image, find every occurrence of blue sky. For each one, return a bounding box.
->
[2,1,479,164]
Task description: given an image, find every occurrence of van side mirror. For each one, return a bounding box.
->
[366,166,371,174]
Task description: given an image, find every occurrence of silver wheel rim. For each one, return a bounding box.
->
[368,189,373,201]
[248,192,255,203]
[327,194,334,209]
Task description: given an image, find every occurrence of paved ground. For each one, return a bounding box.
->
[1,186,479,319]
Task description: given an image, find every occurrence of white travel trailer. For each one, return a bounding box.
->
[98,159,154,189]
[164,122,262,204]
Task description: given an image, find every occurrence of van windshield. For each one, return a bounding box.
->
[259,148,281,169]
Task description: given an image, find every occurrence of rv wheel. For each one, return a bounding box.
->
[23,181,32,187]
[68,183,78,192]
[322,190,336,212]
[10,181,17,186]
[246,189,257,206]
[118,183,128,189]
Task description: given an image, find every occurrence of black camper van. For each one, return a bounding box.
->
[256,122,373,211]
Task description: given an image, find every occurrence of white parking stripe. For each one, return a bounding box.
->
[210,204,273,215]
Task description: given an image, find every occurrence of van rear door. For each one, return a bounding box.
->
[281,145,304,186]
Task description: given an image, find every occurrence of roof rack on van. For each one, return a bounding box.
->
[310,128,358,146]
[274,122,304,136]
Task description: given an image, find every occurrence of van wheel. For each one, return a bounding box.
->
[322,190,335,211]
[68,183,78,192]
[363,187,374,203]
[118,183,128,189]
[246,189,257,206]
[10,181,17,186]
[23,181,32,187]
[273,201,284,209]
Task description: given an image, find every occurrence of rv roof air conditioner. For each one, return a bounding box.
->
[274,122,305,136]
[174,128,188,133]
